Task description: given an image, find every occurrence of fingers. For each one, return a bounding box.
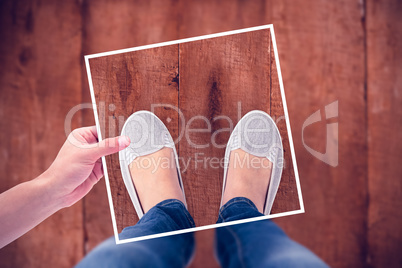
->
[71,126,99,144]
[80,126,99,143]
[67,126,98,149]
[68,126,130,161]
[87,135,130,161]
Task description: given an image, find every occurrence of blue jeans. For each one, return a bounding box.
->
[77,198,328,268]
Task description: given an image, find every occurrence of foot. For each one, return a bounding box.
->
[222,149,272,213]
[129,147,185,213]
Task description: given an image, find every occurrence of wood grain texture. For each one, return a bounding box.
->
[269,38,300,213]
[89,46,179,232]
[81,0,182,252]
[179,30,272,227]
[87,29,299,267]
[176,3,274,266]
[82,0,181,54]
[180,29,297,267]
[269,1,368,267]
[0,1,401,267]
[89,28,299,234]
[366,0,402,267]
[0,0,84,267]
[178,0,267,39]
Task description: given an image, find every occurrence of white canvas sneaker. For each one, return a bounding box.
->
[220,110,284,215]
[119,111,186,219]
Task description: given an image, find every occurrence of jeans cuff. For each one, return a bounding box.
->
[154,199,196,228]
[155,198,186,208]
[218,197,259,222]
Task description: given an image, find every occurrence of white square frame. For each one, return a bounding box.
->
[84,24,305,245]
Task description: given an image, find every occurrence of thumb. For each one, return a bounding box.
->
[87,136,130,161]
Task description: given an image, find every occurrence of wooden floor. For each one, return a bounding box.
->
[89,29,299,233]
[0,0,401,267]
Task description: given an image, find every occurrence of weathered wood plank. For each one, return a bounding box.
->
[180,30,273,268]
[0,0,84,267]
[179,30,273,227]
[177,3,271,267]
[1,0,401,267]
[269,1,368,267]
[366,0,402,267]
[82,0,181,54]
[89,45,179,233]
[81,0,182,252]
[178,0,267,39]
[270,38,300,213]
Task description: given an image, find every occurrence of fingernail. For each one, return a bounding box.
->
[118,136,130,147]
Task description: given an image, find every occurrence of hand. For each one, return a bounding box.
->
[42,126,130,208]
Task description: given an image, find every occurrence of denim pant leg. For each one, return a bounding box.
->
[76,199,195,268]
[215,197,328,268]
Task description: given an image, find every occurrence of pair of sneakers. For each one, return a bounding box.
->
[119,110,283,219]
